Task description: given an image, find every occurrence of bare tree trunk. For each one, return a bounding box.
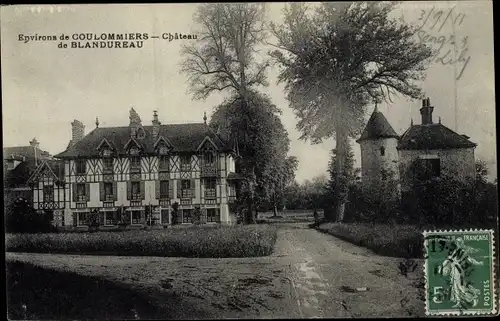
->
[334,118,349,223]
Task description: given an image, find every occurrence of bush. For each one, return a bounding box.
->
[6,225,278,258]
[5,198,57,234]
[315,222,423,258]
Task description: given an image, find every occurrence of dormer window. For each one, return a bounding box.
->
[180,155,191,172]
[204,152,215,166]
[130,155,141,172]
[102,148,113,173]
[159,155,170,172]
[75,159,86,175]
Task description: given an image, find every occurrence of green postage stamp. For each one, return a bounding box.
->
[424,229,497,316]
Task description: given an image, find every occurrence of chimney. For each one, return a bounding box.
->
[129,107,142,138]
[69,120,85,148]
[152,110,161,140]
[30,137,40,166]
[420,97,434,125]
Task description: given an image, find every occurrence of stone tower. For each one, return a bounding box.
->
[356,106,400,200]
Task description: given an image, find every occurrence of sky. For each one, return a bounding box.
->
[1,2,496,183]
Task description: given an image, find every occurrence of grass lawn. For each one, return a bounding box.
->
[314,222,423,258]
[6,224,278,258]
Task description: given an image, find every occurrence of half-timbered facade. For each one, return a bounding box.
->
[27,160,66,226]
[34,108,242,229]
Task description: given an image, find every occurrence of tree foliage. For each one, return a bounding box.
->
[210,91,297,217]
[270,2,433,222]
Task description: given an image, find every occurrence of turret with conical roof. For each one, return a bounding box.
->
[357,105,400,200]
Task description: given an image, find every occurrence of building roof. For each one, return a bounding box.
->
[3,146,51,160]
[54,123,233,158]
[356,110,399,143]
[397,123,477,150]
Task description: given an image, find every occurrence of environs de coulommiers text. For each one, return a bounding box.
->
[18,32,197,48]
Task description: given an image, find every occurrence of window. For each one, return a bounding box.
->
[103,157,113,172]
[380,146,385,156]
[105,211,115,225]
[207,208,219,223]
[76,183,86,202]
[180,155,191,171]
[131,210,141,224]
[131,181,141,200]
[78,212,88,226]
[204,153,215,165]
[104,182,114,201]
[181,179,192,198]
[75,159,86,174]
[159,155,170,171]
[205,178,216,198]
[43,185,54,202]
[415,158,441,181]
[182,209,192,223]
[160,180,169,198]
[137,128,145,139]
[130,156,141,171]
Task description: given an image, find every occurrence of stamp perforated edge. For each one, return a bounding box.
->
[423,229,497,316]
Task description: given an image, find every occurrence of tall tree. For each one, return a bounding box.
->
[180,4,271,223]
[270,2,433,222]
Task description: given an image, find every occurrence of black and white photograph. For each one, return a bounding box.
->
[2,1,498,319]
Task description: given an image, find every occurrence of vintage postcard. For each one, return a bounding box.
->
[2,2,498,319]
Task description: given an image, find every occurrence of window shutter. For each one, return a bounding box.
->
[168,181,173,199]
[177,180,182,198]
[73,213,77,227]
[99,211,104,225]
[85,183,90,201]
[191,179,195,198]
[113,182,117,201]
[155,180,160,199]
[72,183,77,201]
[140,181,145,200]
[126,181,131,200]
[99,182,104,201]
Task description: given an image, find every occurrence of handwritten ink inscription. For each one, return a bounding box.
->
[401,5,471,80]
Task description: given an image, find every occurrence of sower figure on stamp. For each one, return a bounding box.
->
[437,237,483,308]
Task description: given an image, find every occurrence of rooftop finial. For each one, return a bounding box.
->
[203,111,207,124]
[95,117,99,128]
[411,118,413,126]
[439,116,441,124]
[374,103,378,112]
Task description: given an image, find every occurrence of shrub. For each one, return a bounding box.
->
[5,198,57,234]
[315,222,423,258]
[6,225,278,258]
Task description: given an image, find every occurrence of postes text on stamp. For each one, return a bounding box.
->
[423,229,496,316]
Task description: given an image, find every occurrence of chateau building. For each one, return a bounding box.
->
[357,97,477,199]
[27,108,243,228]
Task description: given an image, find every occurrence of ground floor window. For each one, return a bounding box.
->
[161,209,169,224]
[104,211,115,225]
[207,208,219,223]
[131,210,141,224]
[78,212,89,226]
[182,209,192,223]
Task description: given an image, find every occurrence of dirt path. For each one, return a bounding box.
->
[6,223,424,318]
[272,223,424,317]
